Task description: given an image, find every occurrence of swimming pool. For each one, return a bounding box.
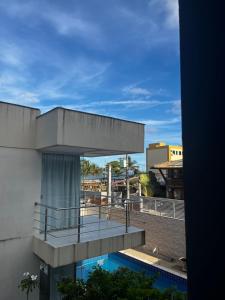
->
[76,252,187,292]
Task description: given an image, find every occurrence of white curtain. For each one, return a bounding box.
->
[41,153,80,230]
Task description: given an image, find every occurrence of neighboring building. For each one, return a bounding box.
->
[152,159,184,200]
[146,142,183,171]
[0,101,145,300]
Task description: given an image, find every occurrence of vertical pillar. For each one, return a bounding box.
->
[126,154,130,200]
[138,177,143,211]
[179,1,225,299]
[107,163,111,204]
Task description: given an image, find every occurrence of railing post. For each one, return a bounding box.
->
[173,201,176,218]
[140,197,143,212]
[125,202,128,233]
[44,208,48,241]
[77,208,81,243]
[154,198,157,212]
[99,205,101,219]
[128,202,131,226]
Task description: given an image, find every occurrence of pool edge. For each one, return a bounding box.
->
[119,250,187,280]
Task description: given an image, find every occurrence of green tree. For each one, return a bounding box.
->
[108,156,140,177]
[127,156,139,175]
[140,173,151,196]
[81,160,102,177]
[107,160,122,176]
[57,267,186,300]
[149,171,166,197]
[81,160,92,176]
[57,277,86,300]
[139,172,166,197]
[18,272,39,300]
[90,163,103,176]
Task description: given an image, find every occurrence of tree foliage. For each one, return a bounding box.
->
[139,172,166,197]
[81,159,103,177]
[108,156,139,177]
[107,160,122,176]
[81,156,139,178]
[57,267,186,300]
[140,173,151,196]
[18,272,39,300]
[149,171,166,197]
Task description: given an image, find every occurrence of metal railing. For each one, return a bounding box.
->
[82,191,185,221]
[136,196,184,220]
[33,194,184,242]
[33,200,131,242]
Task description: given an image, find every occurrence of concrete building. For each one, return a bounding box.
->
[0,101,145,300]
[146,142,183,171]
[152,160,184,200]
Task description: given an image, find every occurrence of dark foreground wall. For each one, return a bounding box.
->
[179,1,225,299]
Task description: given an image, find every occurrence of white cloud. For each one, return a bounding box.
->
[164,0,179,29]
[43,11,103,47]
[0,51,110,106]
[58,99,171,112]
[0,42,23,67]
[0,1,104,49]
[102,99,153,106]
[123,86,151,96]
[1,0,179,53]
[17,92,40,104]
[148,0,179,30]
[140,117,180,126]
[169,100,181,115]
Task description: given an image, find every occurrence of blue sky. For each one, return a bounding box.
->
[0,0,181,170]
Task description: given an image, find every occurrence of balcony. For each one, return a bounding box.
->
[33,199,145,268]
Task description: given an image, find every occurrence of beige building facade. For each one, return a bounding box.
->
[146,142,183,171]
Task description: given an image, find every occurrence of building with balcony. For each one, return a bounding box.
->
[0,101,145,300]
[152,160,184,200]
[146,142,183,171]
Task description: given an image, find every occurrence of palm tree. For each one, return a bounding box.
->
[90,163,103,176]
[127,156,139,175]
[81,159,92,176]
[81,160,103,177]
[107,161,122,176]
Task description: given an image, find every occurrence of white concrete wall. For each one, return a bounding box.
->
[0,102,145,299]
[0,147,41,300]
[0,102,40,149]
[35,109,59,149]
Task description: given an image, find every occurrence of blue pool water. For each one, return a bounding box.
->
[76,252,187,292]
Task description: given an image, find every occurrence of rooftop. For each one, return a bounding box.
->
[0,101,144,156]
[152,159,183,169]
